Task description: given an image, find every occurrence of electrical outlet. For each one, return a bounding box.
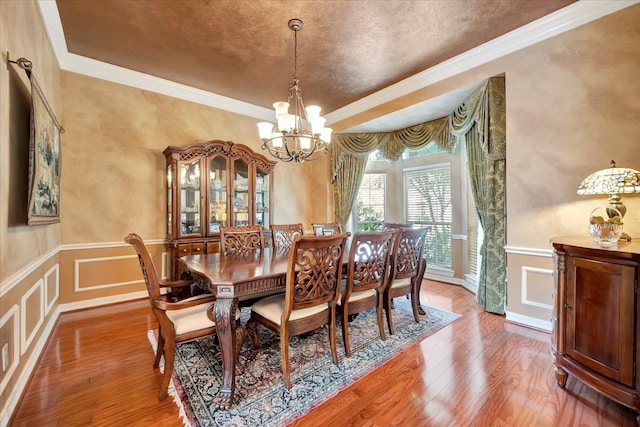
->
[2,343,9,372]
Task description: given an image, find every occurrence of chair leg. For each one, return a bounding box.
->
[235,325,245,359]
[341,306,352,358]
[410,287,421,323]
[158,335,175,401]
[153,328,164,368]
[280,329,292,389]
[385,293,395,335]
[376,298,386,341]
[329,307,339,365]
[246,318,260,360]
[417,259,427,315]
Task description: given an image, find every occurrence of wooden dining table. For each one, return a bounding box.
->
[179,247,291,409]
[179,239,427,410]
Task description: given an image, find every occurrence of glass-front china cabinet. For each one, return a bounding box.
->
[164,140,275,279]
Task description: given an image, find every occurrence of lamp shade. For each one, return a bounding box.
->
[577,160,640,195]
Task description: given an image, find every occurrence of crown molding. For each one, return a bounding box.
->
[36,0,274,121]
[38,0,638,125]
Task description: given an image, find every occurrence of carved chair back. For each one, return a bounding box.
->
[285,233,348,314]
[219,225,265,256]
[388,227,427,283]
[125,233,161,303]
[311,222,342,236]
[270,223,304,253]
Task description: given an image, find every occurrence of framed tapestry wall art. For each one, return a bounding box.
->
[27,75,63,225]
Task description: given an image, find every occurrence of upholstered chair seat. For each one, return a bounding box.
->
[251,294,330,325]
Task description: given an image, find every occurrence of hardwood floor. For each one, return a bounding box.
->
[9,280,638,426]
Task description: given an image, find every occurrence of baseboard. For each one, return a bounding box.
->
[505,310,552,332]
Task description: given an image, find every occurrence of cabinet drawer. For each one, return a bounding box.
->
[192,242,204,255]
[177,244,192,256]
[206,241,220,254]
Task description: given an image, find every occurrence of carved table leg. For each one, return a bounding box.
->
[555,367,568,388]
[213,297,238,410]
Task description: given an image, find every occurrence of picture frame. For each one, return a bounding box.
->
[27,76,62,225]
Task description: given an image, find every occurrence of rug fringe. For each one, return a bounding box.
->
[147,330,193,427]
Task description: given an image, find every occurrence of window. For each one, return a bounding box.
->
[355,173,385,231]
[403,142,448,159]
[367,150,388,161]
[404,165,452,269]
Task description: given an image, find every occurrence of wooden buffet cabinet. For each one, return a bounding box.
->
[551,237,640,422]
[164,140,276,279]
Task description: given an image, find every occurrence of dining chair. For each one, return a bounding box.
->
[338,230,396,357]
[311,222,342,235]
[124,233,243,401]
[247,233,348,389]
[219,224,265,256]
[383,222,428,315]
[270,223,304,253]
[384,227,428,335]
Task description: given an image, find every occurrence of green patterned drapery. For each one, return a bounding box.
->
[331,76,506,314]
[450,77,506,314]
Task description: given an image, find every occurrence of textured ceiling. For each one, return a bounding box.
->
[55,0,576,118]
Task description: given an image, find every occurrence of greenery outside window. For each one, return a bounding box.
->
[356,173,385,231]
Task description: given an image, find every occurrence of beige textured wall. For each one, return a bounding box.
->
[503,5,640,247]
[60,72,324,244]
[1,0,61,282]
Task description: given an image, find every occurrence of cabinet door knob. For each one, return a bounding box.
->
[564,303,572,309]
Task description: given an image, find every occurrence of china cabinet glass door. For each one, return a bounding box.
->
[255,167,269,230]
[209,155,227,233]
[179,159,201,236]
[232,158,250,226]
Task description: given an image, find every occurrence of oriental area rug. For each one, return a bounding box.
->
[147,299,460,427]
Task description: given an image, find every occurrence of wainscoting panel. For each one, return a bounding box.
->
[74,255,145,292]
[44,264,59,315]
[20,279,44,356]
[520,266,554,310]
[505,246,554,331]
[0,304,20,396]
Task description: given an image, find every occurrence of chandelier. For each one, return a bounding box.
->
[257,19,332,163]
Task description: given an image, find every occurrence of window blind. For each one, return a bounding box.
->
[404,165,452,268]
